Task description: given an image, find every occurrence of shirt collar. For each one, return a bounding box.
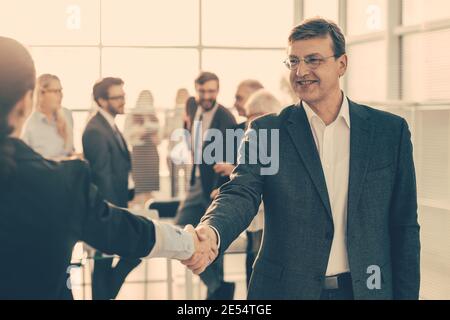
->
[195,101,219,119]
[34,110,54,124]
[301,92,351,128]
[97,108,117,130]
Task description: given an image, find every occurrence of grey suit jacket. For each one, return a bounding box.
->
[201,100,420,300]
[83,112,131,208]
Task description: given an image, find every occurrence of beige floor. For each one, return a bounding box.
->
[70,251,248,300]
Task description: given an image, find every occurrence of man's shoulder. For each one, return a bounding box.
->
[216,104,236,124]
[216,104,234,116]
[84,113,107,135]
[59,158,91,182]
[350,100,406,129]
[250,104,297,129]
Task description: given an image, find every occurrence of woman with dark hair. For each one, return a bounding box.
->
[0,37,215,299]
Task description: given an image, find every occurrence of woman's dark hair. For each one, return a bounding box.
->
[0,36,36,181]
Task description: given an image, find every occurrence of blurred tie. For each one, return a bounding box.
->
[113,125,127,152]
[190,112,203,186]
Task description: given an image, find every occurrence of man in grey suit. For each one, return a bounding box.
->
[182,18,420,300]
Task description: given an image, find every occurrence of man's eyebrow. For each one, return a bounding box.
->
[289,52,322,58]
[304,53,322,57]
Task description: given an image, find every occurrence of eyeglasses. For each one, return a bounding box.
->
[197,89,218,96]
[107,95,126,101]
[43,88,63,94]
[283,55,336,70]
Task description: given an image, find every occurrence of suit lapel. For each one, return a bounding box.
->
[286,104,333,220]
[202,104,221,151]
[347,101,374,227]
[95,113,130,160]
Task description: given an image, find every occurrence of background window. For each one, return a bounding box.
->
[346,41,387,102]
[402,29,450,101]
[202,0,293,47]
[101,48,198,109]
[0,0,100,45]
[402,0,450,26]
[29,47,100,109]
[303,0,339,22]
[415,110,450,203]
[101,0,199,46]
[347,0,387,36]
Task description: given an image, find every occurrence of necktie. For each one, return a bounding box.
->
[190,112,203,186]
[113,125,126,152]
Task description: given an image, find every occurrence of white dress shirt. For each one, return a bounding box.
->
[147,220,195,260]
[192,103,219,177]
[21,108,74,159]
[97,108,117,131]
[211,95,351,276]
[302,94,351,276]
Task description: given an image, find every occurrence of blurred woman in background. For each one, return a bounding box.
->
[124,90,160,207]
[22,74,74,160]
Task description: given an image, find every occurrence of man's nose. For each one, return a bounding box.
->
[295,60,311,78]
[203,93,214,100]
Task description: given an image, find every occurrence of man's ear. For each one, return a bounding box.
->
[338,54,348,77]
[97,97,107,109]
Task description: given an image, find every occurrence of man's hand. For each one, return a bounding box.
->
[213,163,235,176]
[181,225,218,275]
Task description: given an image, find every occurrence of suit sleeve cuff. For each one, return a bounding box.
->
[208,225,221,251]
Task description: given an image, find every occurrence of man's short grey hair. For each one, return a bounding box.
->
[238,79,264,92]
[244,89,282,117]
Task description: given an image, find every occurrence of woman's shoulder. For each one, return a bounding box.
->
[61,107,72,117]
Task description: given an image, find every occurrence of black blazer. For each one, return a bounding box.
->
[0,138,156,299]
[82,112,131,207]
[202,100,420,300]
[186,101,237,200]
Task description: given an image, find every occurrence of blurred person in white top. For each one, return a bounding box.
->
[22,74,74,160]
[124,90,161,207]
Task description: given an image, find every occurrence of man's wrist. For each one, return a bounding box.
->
[207,225,221,250]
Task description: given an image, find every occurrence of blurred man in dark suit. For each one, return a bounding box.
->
[175,72,237,299]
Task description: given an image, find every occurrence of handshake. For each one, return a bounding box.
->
[181,224,219,275]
